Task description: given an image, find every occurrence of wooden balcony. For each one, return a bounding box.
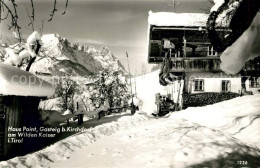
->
[167,56,260,73]
[169,57,221,72]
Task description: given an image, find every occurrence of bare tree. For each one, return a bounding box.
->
[0,0,69,42]
[25,3,34,31]
[55,75,78,112]
[1,0,69,72]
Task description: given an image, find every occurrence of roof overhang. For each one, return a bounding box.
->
[0,63,55,97]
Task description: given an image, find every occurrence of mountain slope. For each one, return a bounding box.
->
[0,34,126,76]
[34,34,126,76]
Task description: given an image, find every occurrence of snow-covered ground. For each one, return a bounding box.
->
[50,95,260,168]
[0,113,149,168]
[1,69,260,168]
[133,70,167,115]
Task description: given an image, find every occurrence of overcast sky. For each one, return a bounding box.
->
[1,0,213,74]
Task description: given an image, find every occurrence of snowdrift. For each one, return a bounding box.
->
[0,90,259,168]
[52,94,260,168]
[0,114,149,168]
[170,94,260,149]
[0,65,259,167]
[133,70,166,115]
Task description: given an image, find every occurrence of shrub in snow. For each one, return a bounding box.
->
[39,97,63,111]
[81,69,130,113]
[54,75,78,112]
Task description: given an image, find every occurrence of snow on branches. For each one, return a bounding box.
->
[207,0,260,74]
[81,69,130,113]
[3,31,42,71]
[54,75,78,112]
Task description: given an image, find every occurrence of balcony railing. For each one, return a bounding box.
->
[170,57,221,72]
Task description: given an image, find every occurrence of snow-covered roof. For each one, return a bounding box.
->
[148,11,209,27]
[0,63,55,97]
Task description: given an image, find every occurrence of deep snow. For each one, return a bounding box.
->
[0,63,54,97]
[148,12,208,27]
[0,113,149,168]
[1,2,260,165]
[1,70,259,168]
[52,115,260,168]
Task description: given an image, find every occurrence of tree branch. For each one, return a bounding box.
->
[48,0,57,22]
[1,3,9,21]
[62,0,68,15]
[1,0,69,43]
[25,4,34,31]
[11,0,22,42]
[26,56,36,71]
[30,0,34,21]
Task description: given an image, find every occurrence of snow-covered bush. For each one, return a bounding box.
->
[54,76,78,112]
[81,69,130,113]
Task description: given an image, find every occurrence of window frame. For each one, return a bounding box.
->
[194,79,204,91]
[249,77,259,88]
[207,46,218,56]
[221,80,231,92]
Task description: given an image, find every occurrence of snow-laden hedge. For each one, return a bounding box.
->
[183,92,240,109]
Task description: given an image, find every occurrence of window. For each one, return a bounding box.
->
[221,80,231,92]
[194,79,204,91]
[250,77,259,88]
[208,46,218,56]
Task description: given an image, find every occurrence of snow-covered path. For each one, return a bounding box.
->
[1,94,260,168]
[51,117,260,168]
[1,69,260,167]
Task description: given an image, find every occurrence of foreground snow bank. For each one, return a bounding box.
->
[0,113,149,168]
[52,100,260,168]
[51,94,260,168]
[1,94,259,168]
[170,94,260,148]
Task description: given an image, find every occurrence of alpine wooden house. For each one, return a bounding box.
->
[147,12,260,97]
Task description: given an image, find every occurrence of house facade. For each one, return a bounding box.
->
[147,12,260,99]
[185,72,242,94]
